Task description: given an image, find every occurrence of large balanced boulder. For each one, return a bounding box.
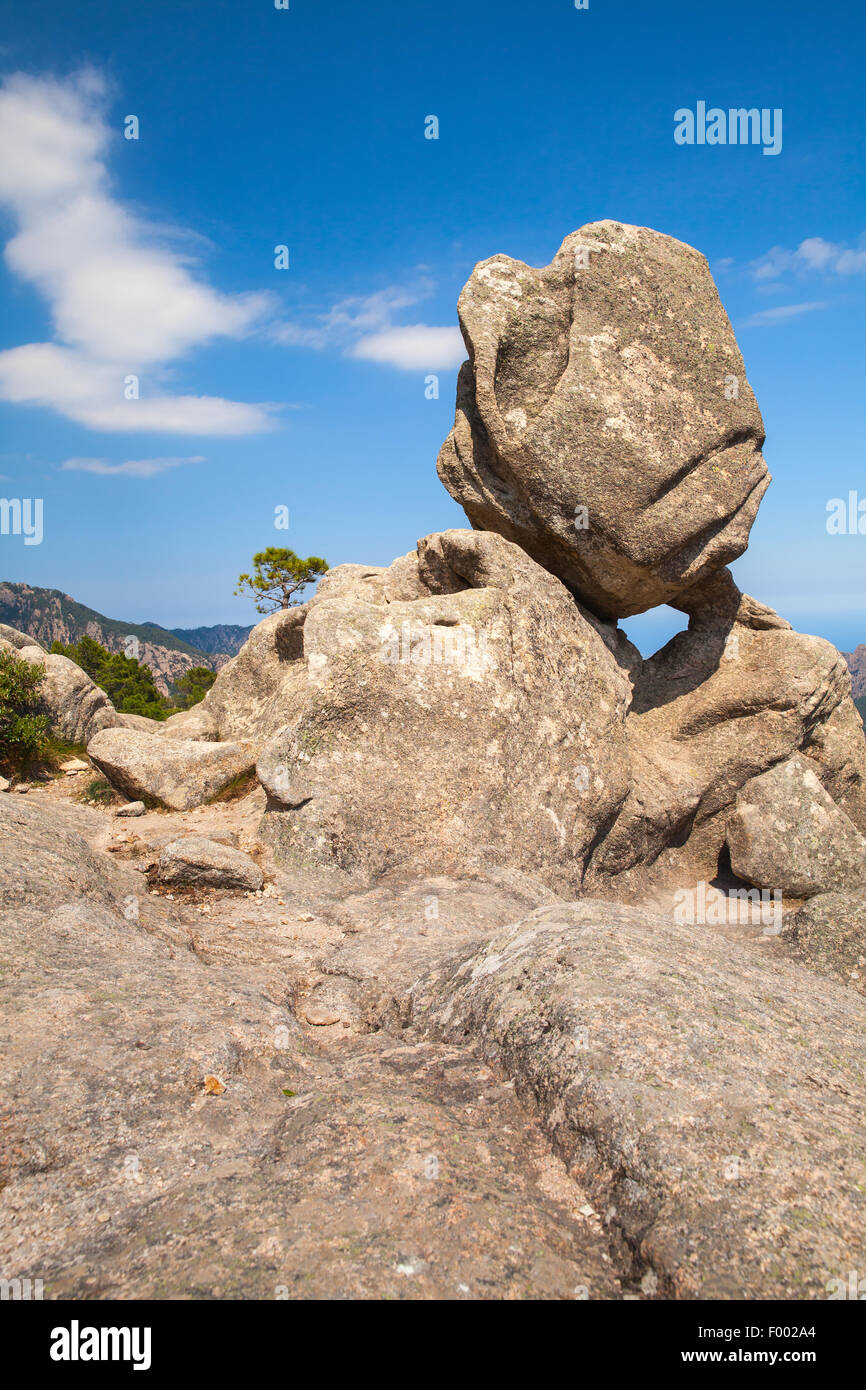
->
[727,755,866,898]
[258,529,632,892]
[414,900,866,1298]
[437,220,769,619]
[88,728,256,811]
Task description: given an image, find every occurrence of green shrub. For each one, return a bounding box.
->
[81,776,115,806]
[0,649,51,774]
[175,665,217,709]
[51,636,170,721]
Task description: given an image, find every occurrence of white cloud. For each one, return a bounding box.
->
[0,71,276,434]
[351,324,466,370]
[0,342,275,433]
[742,301,828,327]
[750,235,866,281]
[62,455,204,478]
[271,282,465,370]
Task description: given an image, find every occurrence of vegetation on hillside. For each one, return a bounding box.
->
[0,648,50,773]
[175,665,217,708]
[235,547,329,614]
[51,635,171,721]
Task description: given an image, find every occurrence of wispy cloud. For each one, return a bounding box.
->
[62,455,204,478]
[0,70,277,434]
[742,301,828,328]
[271,282,464,370]
[750,235,866,282]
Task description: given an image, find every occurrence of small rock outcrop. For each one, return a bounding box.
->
[258,530,632,891]
[87,728,256,811]
[727,755,866,898]
[584,576,866,896]
[783,891,866,993]
[162,606,308,745]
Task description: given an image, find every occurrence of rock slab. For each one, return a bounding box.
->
[88,728,256,812]
[414,900,866,1298]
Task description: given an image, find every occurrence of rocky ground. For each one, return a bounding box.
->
[3,772,865,1300]
[0,777,627,1300]
[4,219,866,1301]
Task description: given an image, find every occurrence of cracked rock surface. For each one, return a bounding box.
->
[3,786,865,1299]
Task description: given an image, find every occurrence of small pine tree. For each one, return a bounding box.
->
[235,547,328,615]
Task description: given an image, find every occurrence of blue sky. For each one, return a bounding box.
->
[0,0,864,654]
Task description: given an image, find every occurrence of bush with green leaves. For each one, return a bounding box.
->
[51,635,170,721]
[0,648,51,773]
[175,665,217,708]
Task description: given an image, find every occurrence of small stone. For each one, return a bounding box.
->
[115,801,146,818]
[14,783,30,794]
[301,1004,341,1026]
[61,758,90,774]
[0,777,9,793]
[157,837,264,892]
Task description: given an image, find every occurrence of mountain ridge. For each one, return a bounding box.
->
[0,582,246,696]
[147,621,254,655]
